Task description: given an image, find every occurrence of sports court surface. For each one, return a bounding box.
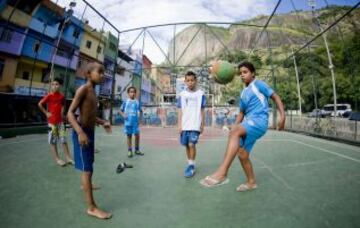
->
[0,126,359,228]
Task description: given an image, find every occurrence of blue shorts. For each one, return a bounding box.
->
[180,131,200,146]
[72,128,95,172]
[239,118,268,153]
[124,125,140,135]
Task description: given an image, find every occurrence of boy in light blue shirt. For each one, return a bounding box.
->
[119,86,143,157]
[201,61,285,191]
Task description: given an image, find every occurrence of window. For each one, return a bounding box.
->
[0,58,4,80]
[57,48,71,58]
[33,41,41,53]
[116,66,125,75]
[59,74,65,84]
[73,28,80,39]
[41,68,50,83]
[86,40,92,49]
[8,0,38,14]
[97,46,102,54]
[77,60,82,68]
[0,28,13,43]
[22,71,30,80]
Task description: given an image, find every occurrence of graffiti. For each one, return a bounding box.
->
[112,105,239,127]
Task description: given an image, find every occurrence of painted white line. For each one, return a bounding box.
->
[0,137,44,146]
[289,139,360,164]
[253,156,293,190]
[286,132,360,153]
[259,138,360,164]
[277,158,335,168]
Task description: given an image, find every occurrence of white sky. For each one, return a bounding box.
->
[53,0,280,63]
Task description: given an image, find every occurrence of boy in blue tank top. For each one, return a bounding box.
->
[119,87,143,157]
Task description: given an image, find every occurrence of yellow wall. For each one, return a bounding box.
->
[15,58,48,89]
[14,78,47,90]
[80,25,105,62]
[0,5,32,28]
[0,55,17,90]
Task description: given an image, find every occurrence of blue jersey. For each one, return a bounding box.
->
[121,99,141,126]
[239,79,274,121]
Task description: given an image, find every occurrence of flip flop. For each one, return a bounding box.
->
[116,163,125,173]
[56,159,66,167]
[236,183,258,192]
[116,163,134,173]
[66,159,75,165]
[86,209,112,219]
[199,176,229,188]
[123,163,133,168]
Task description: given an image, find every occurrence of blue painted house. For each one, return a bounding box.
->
[0,20,27,92]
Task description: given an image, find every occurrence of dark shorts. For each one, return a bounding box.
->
[72,128,95,172]
[180,131,200,146]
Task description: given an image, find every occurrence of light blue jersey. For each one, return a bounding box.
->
[240,79,274,123]
[239,79,274,152]
[121,99,141,127]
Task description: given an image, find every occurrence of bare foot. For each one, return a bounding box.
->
[80,184,101,190]
[86,208,112,219]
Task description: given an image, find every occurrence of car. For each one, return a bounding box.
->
[308,109,324,118]
[342,110,352,118]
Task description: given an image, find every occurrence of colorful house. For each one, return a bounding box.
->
[141,55,152,105]
[0,0,41,93]
[15,0,64,96]
[99,32,118,98]
[115,49,134,101]
[79,24,105,63]
[0,21,26,92]
[51,14,84,98]
[75,23,106,94]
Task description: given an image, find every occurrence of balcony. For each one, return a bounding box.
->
[0,27,26,55]
[0,5,32,28]
[53,49,79,70]
[14,78,48,97]
[29,18,60,39]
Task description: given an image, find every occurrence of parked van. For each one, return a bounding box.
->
[322,104,352,117]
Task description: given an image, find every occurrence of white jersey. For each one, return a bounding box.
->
[177,89,206,131]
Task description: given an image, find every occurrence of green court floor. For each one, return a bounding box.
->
[0,127,359,228]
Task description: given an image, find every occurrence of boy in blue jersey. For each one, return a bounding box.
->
[200,61,285,191]
[177,71,206,178]
[119,87,143,157]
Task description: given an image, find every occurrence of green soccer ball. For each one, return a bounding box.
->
[209,60,236,84]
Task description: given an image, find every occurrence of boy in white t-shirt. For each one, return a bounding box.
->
[177,71,206,178]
